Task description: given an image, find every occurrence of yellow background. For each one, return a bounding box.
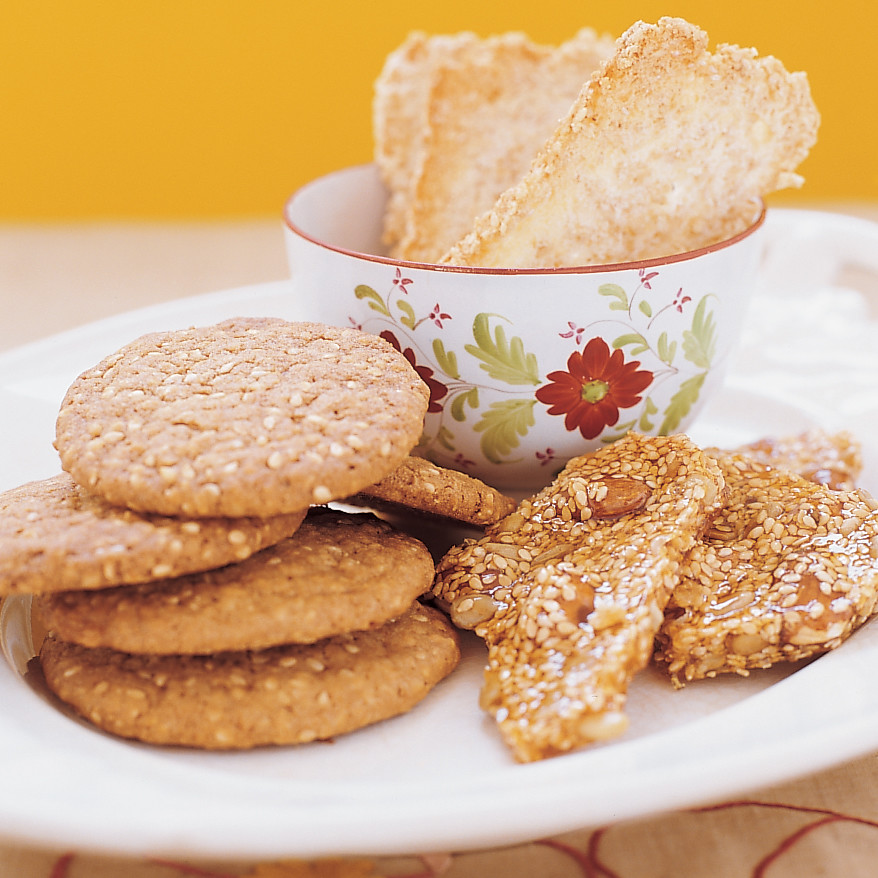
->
[2,1,876,220]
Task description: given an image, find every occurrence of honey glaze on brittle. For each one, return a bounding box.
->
[432,432,726,762]
[737,428,862,492]
[656,450,878,684]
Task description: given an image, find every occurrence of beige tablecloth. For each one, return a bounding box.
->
[3,210,878,877]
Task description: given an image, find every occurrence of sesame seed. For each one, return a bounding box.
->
[312,485,333,504]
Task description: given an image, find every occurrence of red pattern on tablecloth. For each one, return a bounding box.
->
[40,800,878,878]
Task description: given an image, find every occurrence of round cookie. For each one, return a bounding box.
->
[350,456,518,527]
[39,603,461,749]
[37,509,436,654]
[54,318,430,517]
[0,473,306,596]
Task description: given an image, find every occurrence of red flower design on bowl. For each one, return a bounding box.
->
[535,337,653,439]
[379,330,449,414]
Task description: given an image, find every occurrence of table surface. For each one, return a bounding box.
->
[3,208,878,878]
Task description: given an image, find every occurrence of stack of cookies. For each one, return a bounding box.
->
[0,317,514,750]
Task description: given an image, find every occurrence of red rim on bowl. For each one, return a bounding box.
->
[283,163,767,276]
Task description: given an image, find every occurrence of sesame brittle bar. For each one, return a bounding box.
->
[735,428,862,491]
[656,450,878,685]
[432,433,725,762]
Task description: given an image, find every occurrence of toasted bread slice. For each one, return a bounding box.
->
[394,28,613,263]
[441,17,820,268]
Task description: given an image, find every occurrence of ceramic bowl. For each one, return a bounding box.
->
[283,164,766,490]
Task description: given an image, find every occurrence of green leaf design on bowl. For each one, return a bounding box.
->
[465,313,540,386]
[474,399,537,464]
[354,284,391,317]
[682,297,717,368]
[660,372,707,434]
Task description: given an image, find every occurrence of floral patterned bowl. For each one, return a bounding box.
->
[283,164,766,490]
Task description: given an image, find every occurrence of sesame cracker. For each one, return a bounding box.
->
[54,318,430,517]
[40,603,460,749]
[38,509,436,654]
[348,455,517,528]
[0,473,306,596]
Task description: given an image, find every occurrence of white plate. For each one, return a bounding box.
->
[2,209,878,860]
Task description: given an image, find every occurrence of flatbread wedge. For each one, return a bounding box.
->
[373,30,483,254]
[441,17,819,268]
[394,28,613,263]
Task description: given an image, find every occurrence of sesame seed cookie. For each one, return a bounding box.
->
[656,450,878,685]
[37,508,435,654]
[54,318,430,517]
[348,455,518,528]
[432,432,726,762]
[39,603,460,749]
[0,473,306,597]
